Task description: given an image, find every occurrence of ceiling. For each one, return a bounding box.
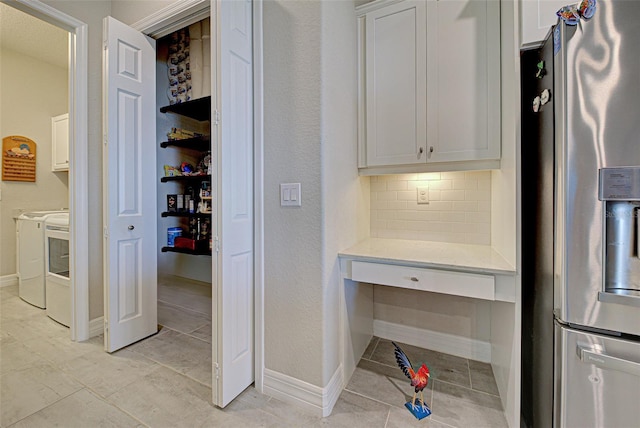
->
[0,2,69,69]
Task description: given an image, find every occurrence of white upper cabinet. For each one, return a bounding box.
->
[357,0,501,174]
[364,1,427,167]
[51,113,69,171]
[520,0,565,47]
[426,0,500,164]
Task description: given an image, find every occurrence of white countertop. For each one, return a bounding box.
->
[339,238,516,276]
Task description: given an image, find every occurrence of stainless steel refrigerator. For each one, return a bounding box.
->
[521,1,640,427]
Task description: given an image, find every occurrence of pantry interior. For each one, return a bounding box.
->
[153,16,214,382]
[156,19,214,282]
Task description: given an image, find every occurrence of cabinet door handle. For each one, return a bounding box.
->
[429,146,434,153]
[410,276,419,282]
[419,147,424,155]
[128,225,135,230]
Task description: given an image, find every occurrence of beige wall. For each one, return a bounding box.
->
[0,47,69,276]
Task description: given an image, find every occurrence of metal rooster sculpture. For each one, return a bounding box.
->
[392,341,431,419]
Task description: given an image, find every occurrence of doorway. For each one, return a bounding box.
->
[103,0,258,407]
[0,0,89,341]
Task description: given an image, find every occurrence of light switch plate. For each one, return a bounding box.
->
[281,183,302,207]
[417,187,429,204]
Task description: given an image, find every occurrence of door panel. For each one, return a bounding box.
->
[214,0,254,408]
[103,16,157,353]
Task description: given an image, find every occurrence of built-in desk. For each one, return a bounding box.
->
[338,238,519,427]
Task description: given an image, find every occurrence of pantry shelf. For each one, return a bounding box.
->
[159,96,211,121]
[161,212,212,218]
[161,246,211,256]
[160,135,210,151]
[161,174,211,183]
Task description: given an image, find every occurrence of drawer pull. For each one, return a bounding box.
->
[410,277,419,282]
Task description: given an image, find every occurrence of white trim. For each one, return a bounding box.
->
[130,0,209,38]
[89,317,104,338]
[3,0,90,343]
[373,319,491,363]
[0,274,18,288]
[252,0,265,395]
[263,365,343,418]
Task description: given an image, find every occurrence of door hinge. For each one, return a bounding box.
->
[104,319,108,332]
[214,362,220,379]
[214,236,220,252]
[103,227,108,238]
[103,133,108,145]
[213,109,220,126]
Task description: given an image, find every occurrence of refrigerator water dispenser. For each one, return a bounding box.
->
[599,167,640,299]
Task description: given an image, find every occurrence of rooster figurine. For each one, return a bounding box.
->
[392,341,431,419]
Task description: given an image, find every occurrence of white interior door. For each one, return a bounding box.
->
[103,16,157,353]
[213,0,254,407]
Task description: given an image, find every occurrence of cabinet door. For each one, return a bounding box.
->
[51,113,69,171]
[520,0,565,47]
[365,0,427,167]
[426,0,500,163]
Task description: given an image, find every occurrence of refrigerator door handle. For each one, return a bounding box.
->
[578,345,640,377]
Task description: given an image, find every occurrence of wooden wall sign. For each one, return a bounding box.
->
[2,136,37,182]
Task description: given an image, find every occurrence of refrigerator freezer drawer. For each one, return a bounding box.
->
[555,322,640,428]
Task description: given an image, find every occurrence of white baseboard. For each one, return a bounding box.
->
[373,319,491,363]
[89,317,104,338]
[0,274,18,288]
[263,364,343,417]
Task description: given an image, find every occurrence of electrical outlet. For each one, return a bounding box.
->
[417,187,429,204]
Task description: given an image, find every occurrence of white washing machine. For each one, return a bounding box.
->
[45,213,70,327]
[16,210,68,308]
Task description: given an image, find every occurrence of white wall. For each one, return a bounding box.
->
[370,171,492,244]
[0,47,69,276]
[320,0,365,386]
[263,0,364,389]
[41,0,111,320]
[111,0,178,24]
[373,286,491,342]
[263,0,325,386]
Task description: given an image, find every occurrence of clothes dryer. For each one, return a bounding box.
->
[45,213,70,327]
[16,210,67,308]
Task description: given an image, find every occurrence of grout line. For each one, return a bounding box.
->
[157,298,211,318]
[342,388,397,410]
[383,408,391,428]
[432,377,502,399]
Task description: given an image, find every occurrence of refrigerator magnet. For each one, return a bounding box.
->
[533,96,541,113]
[536,61,546,79]
[540,89,551,106]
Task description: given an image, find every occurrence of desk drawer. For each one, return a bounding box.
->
[351,261,495,300]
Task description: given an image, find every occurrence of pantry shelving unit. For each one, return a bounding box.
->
[159,96,212,256]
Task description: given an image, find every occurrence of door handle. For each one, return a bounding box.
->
[578,345,640,377]
[128,225,134,230]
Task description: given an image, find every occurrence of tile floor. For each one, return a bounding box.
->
[1,277,508,427]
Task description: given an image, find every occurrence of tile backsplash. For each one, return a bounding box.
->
[370,171,491,245]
